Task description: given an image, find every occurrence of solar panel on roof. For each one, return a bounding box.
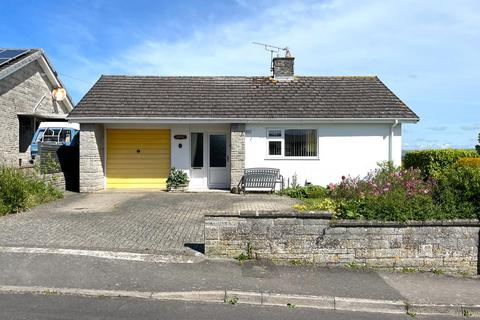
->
[0,49,29,59]
[0,49,30,67]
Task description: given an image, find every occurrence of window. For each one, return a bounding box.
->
[285,129,317,157]
[209,134,227,167]
[42,128,62,143]
[268,129,282,138]
[18,115,35,152]
[269,141,282,155]
[267,129,283,156]
[60,129,72,143]
[267,128,317,158]
[191,133,203,168]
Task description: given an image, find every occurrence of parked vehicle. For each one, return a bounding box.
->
[30,122,80,159]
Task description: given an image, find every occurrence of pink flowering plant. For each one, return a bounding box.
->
[328,162,439,221]
[331,162,433,199]
[286,161,479,221]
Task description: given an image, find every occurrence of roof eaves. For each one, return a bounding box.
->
[36,50,75,111]
[66,116,420,124]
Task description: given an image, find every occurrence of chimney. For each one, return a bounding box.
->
[272,56,294,81]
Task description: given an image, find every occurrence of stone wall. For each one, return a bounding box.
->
[0,60,68,167]
[205,212,480,275]
[42,172,66,191]
[230,123,245,190]
[17,166,65,191]
[79,123,105,192]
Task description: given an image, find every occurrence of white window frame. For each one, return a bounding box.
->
[266,128,284,158]
[266,128,319,160]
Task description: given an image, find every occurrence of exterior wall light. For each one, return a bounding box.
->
[52,87,67,101]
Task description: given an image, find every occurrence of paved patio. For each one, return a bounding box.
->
[0,192,296,254]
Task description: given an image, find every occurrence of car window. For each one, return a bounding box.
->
[42,128,62,142]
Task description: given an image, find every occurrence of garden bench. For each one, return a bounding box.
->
[240,167,284,194]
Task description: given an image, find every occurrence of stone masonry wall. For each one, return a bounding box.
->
[80,123,105,192]
[230,123,245,190]
[205,212,480,275]
[0,60,68,167]
[17,166,65,191]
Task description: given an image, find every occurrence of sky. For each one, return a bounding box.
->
[2,0,479,150]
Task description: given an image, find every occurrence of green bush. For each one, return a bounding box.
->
[0,167,62,215]
[403,149,479,178]
[166,167,189,191]
[280,185,328,199]
[457,157,480,168]
[433,164,480,219]
[334,192,439,222]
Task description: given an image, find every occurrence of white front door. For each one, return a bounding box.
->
[207,133,230,189]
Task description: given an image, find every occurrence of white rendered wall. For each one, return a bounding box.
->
[245,123,402,187]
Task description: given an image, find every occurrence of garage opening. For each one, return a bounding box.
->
[106,129,171,189]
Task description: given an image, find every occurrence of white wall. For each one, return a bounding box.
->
[245,123,401,187]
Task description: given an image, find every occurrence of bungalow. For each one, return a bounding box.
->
[68,55,418,192]
[0,48,74,167]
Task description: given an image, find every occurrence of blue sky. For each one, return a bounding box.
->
[2,0,479,149]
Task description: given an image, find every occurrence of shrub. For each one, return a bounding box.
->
[403,149,479,178]
[294,198,338,212]
[280,185,328,199]
[329,163,438,221]
[166,167,189,191]
[330,162,433,200]
[456,157,480,168]
[433,164,480,219]
[285,162,480,221]
[0,167,62,215]
[334,192,438,221]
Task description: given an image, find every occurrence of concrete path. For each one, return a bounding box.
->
[0,191,296,254]
[0,251,478,317]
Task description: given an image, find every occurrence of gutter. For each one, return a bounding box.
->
[66,116,420,124]
[388,119,399,163]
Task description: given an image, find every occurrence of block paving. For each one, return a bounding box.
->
[0,192,296,254]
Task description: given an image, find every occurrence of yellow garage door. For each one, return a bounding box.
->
[106,129,170,189]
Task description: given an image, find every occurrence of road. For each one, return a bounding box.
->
[0,293,464,320]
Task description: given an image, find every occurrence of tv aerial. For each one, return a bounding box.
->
[252,42,291,73]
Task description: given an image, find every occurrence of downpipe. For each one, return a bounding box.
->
[389,120,399,163]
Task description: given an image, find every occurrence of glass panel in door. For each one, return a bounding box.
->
[209,134,226,167]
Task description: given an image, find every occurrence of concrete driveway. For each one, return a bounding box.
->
[0,191,296,255]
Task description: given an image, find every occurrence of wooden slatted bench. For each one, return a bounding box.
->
[240,167,284,194]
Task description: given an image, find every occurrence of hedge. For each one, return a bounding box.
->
[403,149,479,178]
[457,157,480,167]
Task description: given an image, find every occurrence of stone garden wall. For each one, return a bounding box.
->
[205,212,480,275]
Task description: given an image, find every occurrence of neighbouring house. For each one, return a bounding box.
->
[68,55,418,192]
[0,48,74,167]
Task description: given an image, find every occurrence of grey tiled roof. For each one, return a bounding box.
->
[69,75,418,120]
